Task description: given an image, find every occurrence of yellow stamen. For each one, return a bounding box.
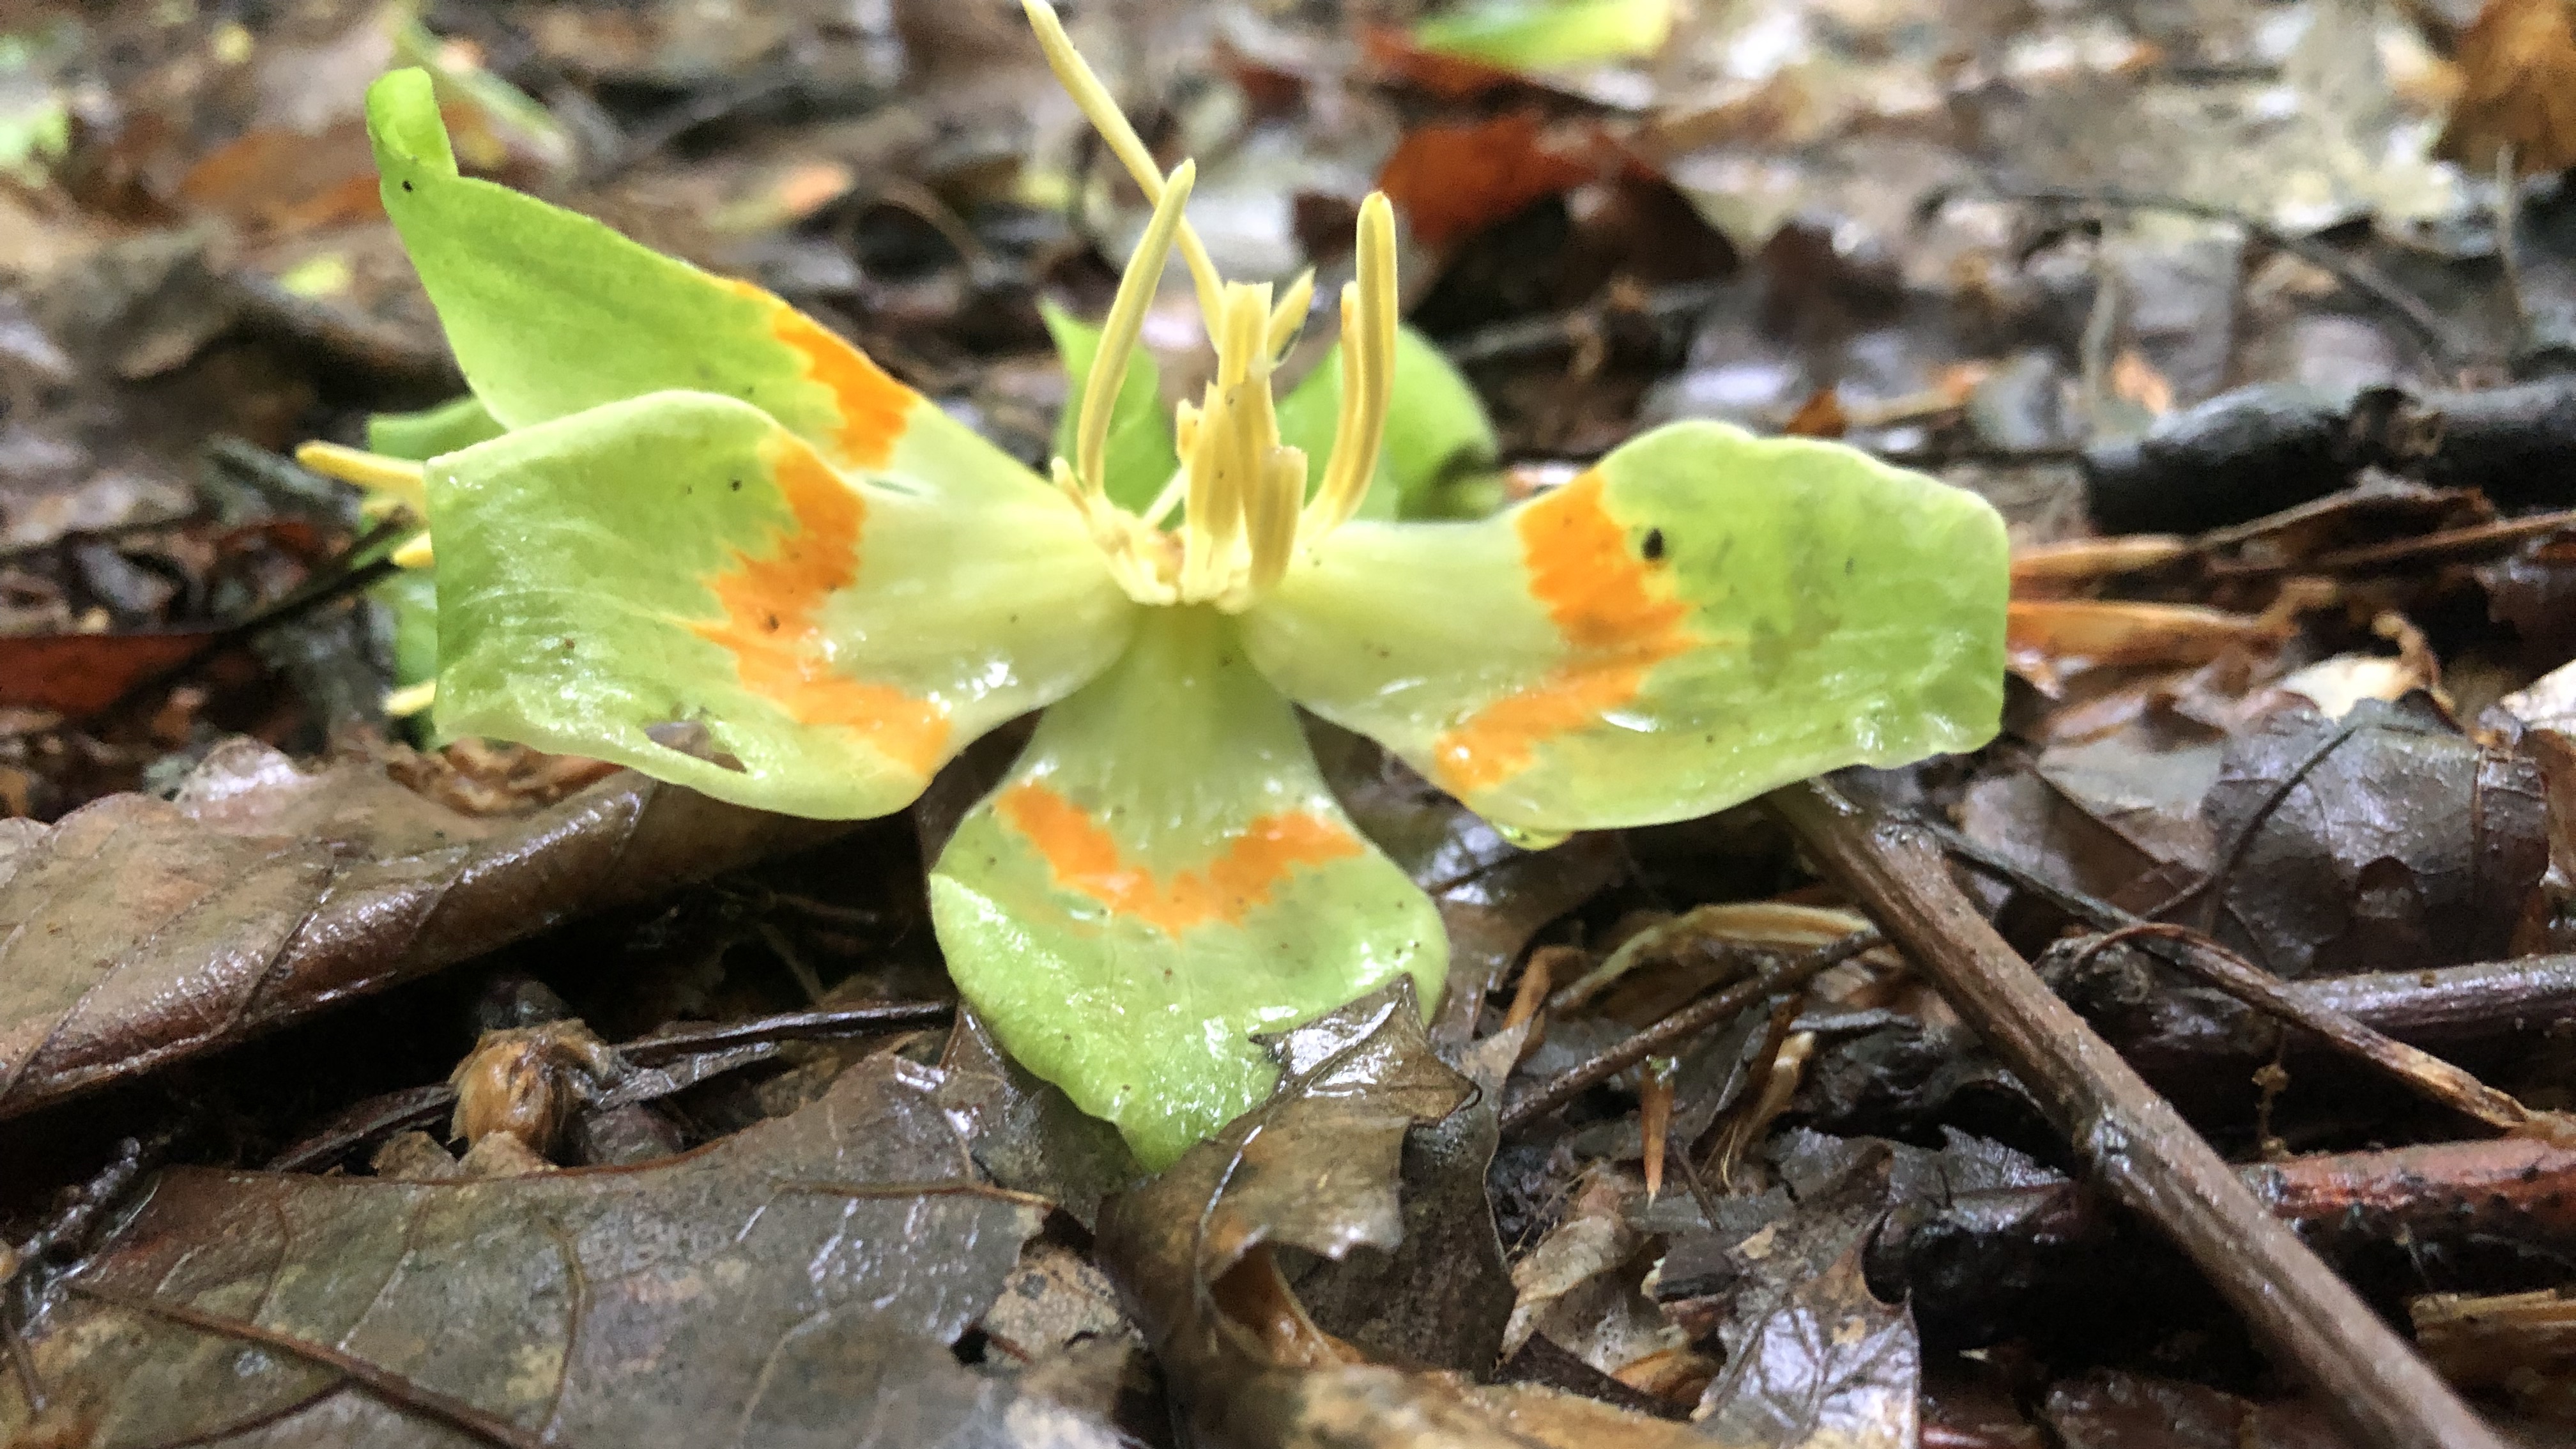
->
[1021,0,1226,325]
[384,679,438,717]
[392,532,436,570]
[297,441,428,512]
[1266,270,1315,359]
[1023,8,1402,613]
[1306,193,1398,533]
[1075,158,1195,505]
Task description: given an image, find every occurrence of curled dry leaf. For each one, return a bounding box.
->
[1,1055,1103,1447]
[0,738,848,1121]
[2438,0,2576,176]
[1096,986,1685,1447]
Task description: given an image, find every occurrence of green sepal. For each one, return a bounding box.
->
[930,607,1446,1169]
[366,395,506,461]
[1039,297,1179,515]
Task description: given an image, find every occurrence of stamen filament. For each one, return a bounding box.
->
[296,442,428,512]
[1021,0,1226,325]
[1265,270,1315,359]
[1077,157,1195,503]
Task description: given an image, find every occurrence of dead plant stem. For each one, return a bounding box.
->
[1769,778,2508,1449]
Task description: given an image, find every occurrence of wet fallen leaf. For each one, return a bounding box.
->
[1315,725,1624,1048]
[2198,698,2547,977]
[1,1054,1108,1446]
[0,738,847,1121]
[1658,1134,1920,1446]
[1097,985,1679,1446]
[1959,725,2225,917]
[2040,1368,2348,1449]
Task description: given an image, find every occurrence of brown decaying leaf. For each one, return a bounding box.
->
[0,738,848,1121]
[2040,1368,2349,1449]
[1314,725,1623,1050]
[2,1055,1093,1446]
[1098,986,1683,1446]
[2197,699,2547,979]
[1962,698,2549,978]
[2439,0,2576,174]
[1659,1136,1920,1446]
[1375,112,1611,252]
[0,629,224,716]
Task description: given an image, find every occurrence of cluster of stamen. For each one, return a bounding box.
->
[1023,0,1397,611]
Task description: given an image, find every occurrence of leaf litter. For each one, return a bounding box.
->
[12,0,2576,1443]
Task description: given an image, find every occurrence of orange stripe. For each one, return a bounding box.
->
[691,435,949,775]
[997,782,1361,937]
[717,278,915,470]
[1434,469,1690,794]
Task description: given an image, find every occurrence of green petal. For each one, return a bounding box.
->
[1241,421,2007,833]
[1039,298,1178,514]
[427,390,1136,818]
[930,607,1447,1168]
[1275,325,1499,521]
[366,68,1043,504]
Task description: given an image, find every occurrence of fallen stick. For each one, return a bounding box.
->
[1768,778,2509,1449]
[1846,1136,2576,1346]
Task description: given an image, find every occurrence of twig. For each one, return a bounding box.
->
[2143,714,2361,929]
[1859,1136,2576,1330]
[2070,922,2543,1135]
[1933,821,2576,1050]
[2297,507,2576,572]
[619,1000,953,1062]
[1498,930,1881,1132]
[262,1002,953,1172]
[70,1284,546,1449]
[1997,183,2462,367]
[1769,778,2510,1449]
[4,1128,180,1409]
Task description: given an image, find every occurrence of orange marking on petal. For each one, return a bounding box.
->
[691,435,949,775]
[716,277,916,470]
[997,782,1361,937]
[1434,469,1691,794]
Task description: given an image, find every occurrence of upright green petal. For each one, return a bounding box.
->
[427,390,1135,818]
[365,68,1043,504]
[930,607,1446,1167]
[1275,326,1499,521]
[1242,421,2007,833]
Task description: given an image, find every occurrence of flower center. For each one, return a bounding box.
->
[1023,0,1397,613]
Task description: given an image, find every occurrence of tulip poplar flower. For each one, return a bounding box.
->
[321,7,2006,1165]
